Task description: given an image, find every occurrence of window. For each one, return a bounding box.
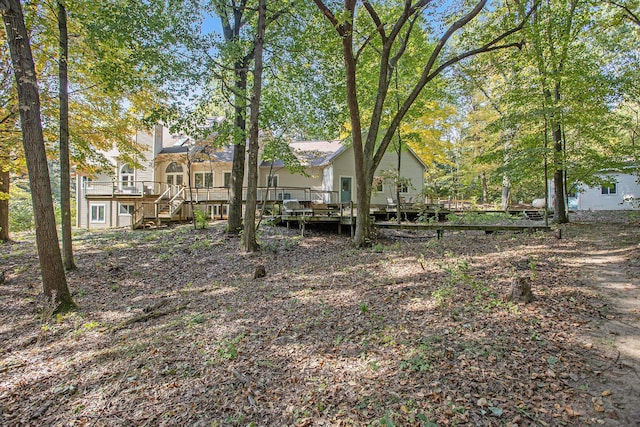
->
[210,204,228,217]
[82,176,93,190]
[119,204,135,215]
[267,174,278,188]
[120,164,134,187]
[223,172,232,188]
[601,183,617,195]
[398,182,408,193]
[194,172,213,188]
[90,204,105,223]
[166,162,184,186]
[375,181,383,192]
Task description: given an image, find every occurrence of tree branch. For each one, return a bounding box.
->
[362,0,386,42]
[607,0,640,27]
[312,0,343,36]
[372,0,537,170]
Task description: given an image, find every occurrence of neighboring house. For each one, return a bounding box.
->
[547,169,639,211]
[76,126,427,229]
[573,170,639,210]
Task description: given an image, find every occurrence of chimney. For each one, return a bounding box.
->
[153,124,164,156]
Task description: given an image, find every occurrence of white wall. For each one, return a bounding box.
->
[575,172,639,210]
[331,146,425,204]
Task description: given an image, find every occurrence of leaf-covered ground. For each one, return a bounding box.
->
[1,211,639,426]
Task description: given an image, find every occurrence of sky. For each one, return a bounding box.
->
[197,1,462,38]
[201,11,222,36]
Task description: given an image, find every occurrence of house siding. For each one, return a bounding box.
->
[575,172,639,210]
[371,149,425,205]
[134,130,156,183]
[75,130,427,229]
[331,146,425,205]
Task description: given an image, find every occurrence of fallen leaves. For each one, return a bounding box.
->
[0,213,639,425]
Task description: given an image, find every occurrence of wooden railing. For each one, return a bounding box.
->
[84,180,340,204]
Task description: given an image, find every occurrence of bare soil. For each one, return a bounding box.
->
[1,211,639,426]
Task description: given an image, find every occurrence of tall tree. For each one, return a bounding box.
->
[1,0,75,311]
[243,0,266,252]
[57,1,74,270]
[211,0,254,235]
[0,164,8,241]
[312,0,536,246]
[0,24,21,241]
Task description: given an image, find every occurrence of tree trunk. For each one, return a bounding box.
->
[396,136,402,223]
[337,3,370,247]
[58,1,75,270]
[501,175,510,210]
[551,83,567,223]
[0,168,8,241]
[227,77,246,234]
[552,134,567,223]
[243,0,265,253]
[215,3,252,235]
[2,0,75,311]
[481,172,487,204]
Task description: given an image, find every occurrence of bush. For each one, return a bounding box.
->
[193,208,209,229]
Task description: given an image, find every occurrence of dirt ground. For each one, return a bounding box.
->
[0,211,639,426]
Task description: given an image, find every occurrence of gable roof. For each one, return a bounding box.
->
[158,143,235,162]
[261,140,344,168]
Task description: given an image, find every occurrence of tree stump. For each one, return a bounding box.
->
[507,276,534,303]
[253,265,266,279]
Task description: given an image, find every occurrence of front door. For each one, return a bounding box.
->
[340,177,352,203]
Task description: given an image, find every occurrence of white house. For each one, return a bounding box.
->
[572,170,639,210]
[76,126,427,229]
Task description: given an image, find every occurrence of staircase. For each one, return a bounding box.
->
[155,186,186,221]
[524,210,544,221]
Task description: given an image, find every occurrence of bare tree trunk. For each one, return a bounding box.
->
[58,1,75,270]
[243,0,265,253]
[551,83,567,223]
[0,168,8,241]
[2,0,75,311]
[481,172,488,204]
[552,130,567,223]
[214,2,252,235]
[227,71,247,234]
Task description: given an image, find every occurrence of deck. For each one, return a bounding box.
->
[374,221,552,239]
[81,180,549,234]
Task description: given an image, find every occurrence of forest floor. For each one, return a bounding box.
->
[1,211,639,426]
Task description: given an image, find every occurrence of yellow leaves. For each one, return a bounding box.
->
[402,104,456,168]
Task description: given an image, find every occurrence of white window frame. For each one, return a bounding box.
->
[267,174,279,188]
[223,171,232,188]
[90,203,106,223]
[194,171,214,188]
[120,165,135,188]
[119,204,135,216]
[166,162,184,186]
[601,183,617,195]
[211,204,228,217]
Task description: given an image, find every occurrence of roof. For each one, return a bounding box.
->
[207,146,235,162]
[159,146,189,154]
[159,143,235,162]
[261,140,344,168]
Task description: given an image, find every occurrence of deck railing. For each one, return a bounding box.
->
[84,181,340,204]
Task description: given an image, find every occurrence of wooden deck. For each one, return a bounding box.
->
[374,221,552,239]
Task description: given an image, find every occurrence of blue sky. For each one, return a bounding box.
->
[202,11,222,35]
